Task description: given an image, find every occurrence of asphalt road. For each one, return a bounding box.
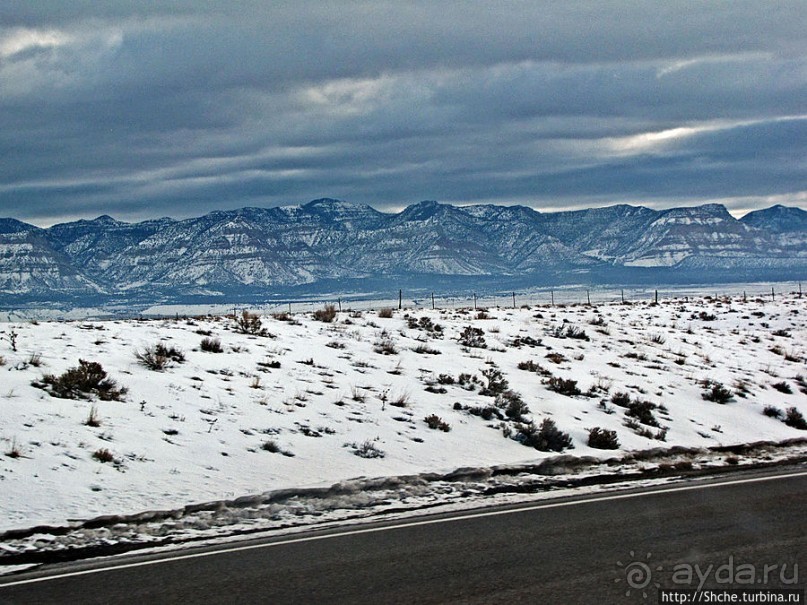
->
[1,469,805,604]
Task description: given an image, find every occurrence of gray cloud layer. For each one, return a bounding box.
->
[1,1,805,224]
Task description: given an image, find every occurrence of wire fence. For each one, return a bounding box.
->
[1,280,803,322]
[172,280,805,318]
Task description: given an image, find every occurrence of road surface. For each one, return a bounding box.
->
[1,468,805,604]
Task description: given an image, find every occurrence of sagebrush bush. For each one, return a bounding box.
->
[784,407,807,430]
[457,373,480,390]
[37,359,127,401]
[518,359,551,376]
[564,326,590,341]
[377,308,394,318]
[200,337,223,353]
[480,367,509,397]
[235,310,269,336]
[313,304,337,323]
[466,404,503,421]
[625,399,659,427]
[458,326,486,348]
[701,380,734,404]
[545,376,581,396]
[551,325,589,341]
[262,439,281,453]
[517,418,573,452]
[373,337,398,355]
[796,375,807,395]
[92,448,114,463]
[610,392,631,407]
[499,390,530,422]
[257,359,281,370]
[771,381,793,394]
[544,352,567,364]
[424,414,451,431]
[762,405,784,419]
[424,384,447,394]
[261,439,295,456]
[352,440,385,458]
[407,316,443,335]
[625,418,667,441]
[587,427,620,449]
[136,342,186,370]
[509,335,541,348]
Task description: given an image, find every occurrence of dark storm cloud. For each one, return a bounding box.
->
[0,1,805,224]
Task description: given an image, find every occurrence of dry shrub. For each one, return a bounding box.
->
[37,360,127,401]
[314,304,338,323]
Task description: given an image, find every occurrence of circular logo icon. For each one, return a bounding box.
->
[616,551,663,599]
[624,560,653,590]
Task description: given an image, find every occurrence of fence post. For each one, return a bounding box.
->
[432,292,435,310]
[654,289,658,304]
[771,286,775,301]
[586,289,591,305]
[398,289,402,310]
[338,298,342,313]
[550,289,554,306]
[512,291,516,309]
[288,302,292,314]
[473,293,477,310]
[621,289,625,304]
[799,282,803,298]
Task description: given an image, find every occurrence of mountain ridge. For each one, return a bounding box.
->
[1,200,805,305]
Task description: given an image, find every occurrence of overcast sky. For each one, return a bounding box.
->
[1,1,805,225]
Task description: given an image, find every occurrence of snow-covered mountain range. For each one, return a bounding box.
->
[1,200,805,305]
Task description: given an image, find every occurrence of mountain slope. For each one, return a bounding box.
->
[613,204,767,268]
[740,205,807,233]
[740,205,807,261]
[0,200,804,303]
[0,219,102,295]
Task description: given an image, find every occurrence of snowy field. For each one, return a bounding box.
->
[1,293,805,539]
[0,281,802,323]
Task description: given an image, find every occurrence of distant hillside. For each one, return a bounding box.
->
[1,199,805,307]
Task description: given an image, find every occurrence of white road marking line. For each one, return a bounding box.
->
[1,469,805,588]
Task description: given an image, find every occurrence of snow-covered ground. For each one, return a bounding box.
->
[1,281,802,323]
[1,294,805,540]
